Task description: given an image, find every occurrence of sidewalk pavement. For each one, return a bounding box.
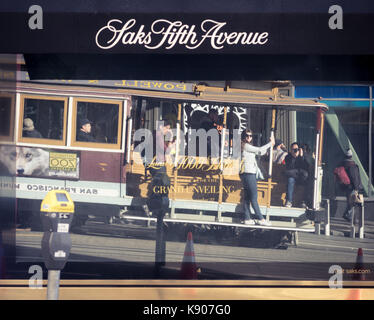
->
[329,217,374,239]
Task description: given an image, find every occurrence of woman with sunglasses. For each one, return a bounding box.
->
[240,129,274,226]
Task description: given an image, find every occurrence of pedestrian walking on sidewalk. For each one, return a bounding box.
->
[336,149,363,222]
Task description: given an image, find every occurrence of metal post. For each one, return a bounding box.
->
[315,222,321,235]
[217,106,227,222]
[350,206,356,239]
[155,210,166,276]
[313,132,320,210]
[313,108,323,210]
[171,104,182,219]
[47,270,61,300]
[325,198,330,236]
[359,203,365,239]
[293,231,299,246]
[126,117,133,165]
[369,86,372,197]
[266,109,276,221]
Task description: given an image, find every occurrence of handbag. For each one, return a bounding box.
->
[334,166,351,185]
[350,190,364,204]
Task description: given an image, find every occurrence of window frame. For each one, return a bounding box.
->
[18,94,68,146]
[0,92,15,142]
[70,97,123,150]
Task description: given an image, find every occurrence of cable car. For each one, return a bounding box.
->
[0,71,328,241]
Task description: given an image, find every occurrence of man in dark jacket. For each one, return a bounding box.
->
[284,142,310,208]
[340,149,363,221]
[77,118,96,142]
[199,109,220,158]
[200,109,218,131]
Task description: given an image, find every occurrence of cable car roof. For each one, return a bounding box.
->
[16,72,328,112]
[193,85,328,111]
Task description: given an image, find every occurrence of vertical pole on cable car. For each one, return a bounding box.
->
[126,115,133,169]
[154,207,165,277]
[217,106,228,222]
[266,108,277,222]
[171,103,182,219]
[319,112,325,206]
[312,108,323,210]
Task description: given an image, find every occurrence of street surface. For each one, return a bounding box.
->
[15,216,374,280]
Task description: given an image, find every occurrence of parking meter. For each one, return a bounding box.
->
[40,190,74,271]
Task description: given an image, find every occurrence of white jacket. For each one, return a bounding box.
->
[241,142,272,174]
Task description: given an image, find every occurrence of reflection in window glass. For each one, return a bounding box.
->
[297,111,316,151]
[76,101,119,144]
[23,98,65,140]
[161,101,177,128]
[245,106,271,146]
[335,108,369,172]
[322,105,370,198]
[0,96,12,137]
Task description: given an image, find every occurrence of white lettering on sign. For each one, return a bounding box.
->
[57,223,69,233]
[54,250,66,258]
[95,19,269,50]
[10,183,120,197]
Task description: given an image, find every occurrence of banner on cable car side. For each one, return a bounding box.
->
[0,145,80,179]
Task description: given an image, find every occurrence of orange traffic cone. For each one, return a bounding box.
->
[347,248,365,300]
[180,232,198,279]
[353,248,365,281]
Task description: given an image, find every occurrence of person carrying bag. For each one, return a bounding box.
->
[335,149,364,221]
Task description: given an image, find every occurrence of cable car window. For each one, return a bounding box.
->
[160,101,177,127]
[18,95,68,146]
[71,98,123,149]
[0,94,15,141]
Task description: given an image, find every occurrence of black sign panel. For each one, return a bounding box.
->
[0,0,374,54]
[22,54,374,81]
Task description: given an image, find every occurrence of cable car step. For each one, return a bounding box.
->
[120,214,315,233]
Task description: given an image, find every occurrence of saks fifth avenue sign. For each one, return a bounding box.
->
[95,19,269,50]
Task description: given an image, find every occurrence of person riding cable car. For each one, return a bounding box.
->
[77,118,96,142]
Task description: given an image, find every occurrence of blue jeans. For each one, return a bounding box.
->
[286,176,311,205]
[240,173,264,220]
[286,177,296,203]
